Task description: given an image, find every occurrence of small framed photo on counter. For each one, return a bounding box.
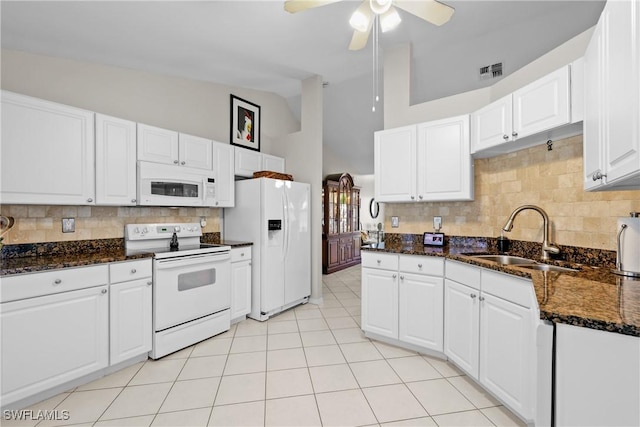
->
[423,232,445,246]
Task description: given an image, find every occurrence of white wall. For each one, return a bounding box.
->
[383,27,594,129]
[0,49,300,154]
[353,174,384,232]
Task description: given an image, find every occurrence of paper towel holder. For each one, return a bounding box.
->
[612,212,640,278]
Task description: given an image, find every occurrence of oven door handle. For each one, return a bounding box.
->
[155,253,230,270]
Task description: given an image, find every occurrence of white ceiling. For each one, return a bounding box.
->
[1,0,605,175]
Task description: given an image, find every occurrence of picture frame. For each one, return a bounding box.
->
[423,232,445,246]
[230,94,261,151]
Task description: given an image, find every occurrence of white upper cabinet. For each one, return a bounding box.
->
[1,91,96,205]
[472,65,577,158]
[375,116,473,203]
[374,125,416,202]
[95,114,137,206]
[584,0,640,191]
[212,141,235,207]
[137,124,212,170]
[417,115,473,201]
[262,153,285,173]
[234,146,285,177]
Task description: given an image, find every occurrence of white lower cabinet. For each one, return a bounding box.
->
[443,260,551,425]
[230,247,252,323]
[1,280,109,407]
[362,253,443,352]
[109,260,153,365]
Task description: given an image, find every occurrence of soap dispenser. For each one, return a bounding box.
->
[497,231,510,253]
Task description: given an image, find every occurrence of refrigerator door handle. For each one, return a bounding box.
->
[283,188,290,259]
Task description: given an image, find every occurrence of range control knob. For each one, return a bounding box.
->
[133,227,140,234]
[174,226,181,232]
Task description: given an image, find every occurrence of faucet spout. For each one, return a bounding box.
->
[501,205,560,261]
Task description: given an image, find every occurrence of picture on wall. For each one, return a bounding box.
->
[230,94,261,151]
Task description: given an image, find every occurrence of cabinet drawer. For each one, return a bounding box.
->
[445,260,480,289]
[399,255,444,276]
[361,252,399,270]
[1,265,109,303]
[231,247,252,263]
[481,269,533,308]
[110,259,152,283]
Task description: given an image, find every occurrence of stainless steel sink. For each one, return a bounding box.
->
[470,255,538,265]
[520,264,578,273]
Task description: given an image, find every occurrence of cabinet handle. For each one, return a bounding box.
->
[131,268,137,274]
[101,289,107,294]
[147,281,153,286]
[592,171,607,181]
[418,195,423,200]
[411,195,415,200]
[216,202,219,206]
[470,293,477,299]
[181,161,186,165]
[400,275,404,280]
[87,198,93,203]
[131,198,137,203]
[392,274,397,279]
[241,253,245,257]
[512,131,518,138]
[417,263,423,268]
[479,296,485,301]
[53,279,62,285]
[174,160,179,164]
[503,134,509,140]
[377,259,381,264]
[249,262,252,266]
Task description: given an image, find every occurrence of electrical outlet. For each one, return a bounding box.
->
[434,216,442,231]
[391,216,399,228]
[62,218,75,233]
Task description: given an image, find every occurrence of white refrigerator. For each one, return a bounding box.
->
[224,178,311,321]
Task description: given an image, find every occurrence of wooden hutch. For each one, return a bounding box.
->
[322,173,361,274]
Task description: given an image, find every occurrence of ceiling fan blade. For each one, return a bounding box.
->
[394,0,454,26]
[284,0,343,13]
[349,25,372,51]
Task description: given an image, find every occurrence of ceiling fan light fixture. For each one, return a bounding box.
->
[369,0,392,15]
[380,7,401,32]
[349,8,370,32]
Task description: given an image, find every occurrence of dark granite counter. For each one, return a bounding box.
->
[363,240,640,338]
[0,236,253,276]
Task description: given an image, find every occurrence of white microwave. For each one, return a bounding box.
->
[137,161,216,207]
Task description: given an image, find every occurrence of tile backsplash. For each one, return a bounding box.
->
[384,135,640,251]
[0,205,221,244]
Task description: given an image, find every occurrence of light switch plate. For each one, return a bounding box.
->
[62,218,75,233]
[391,216,399,228]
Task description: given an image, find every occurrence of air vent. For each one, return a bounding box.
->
[480,62,503,80]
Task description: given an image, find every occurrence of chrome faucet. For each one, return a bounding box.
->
[502,205,560,261]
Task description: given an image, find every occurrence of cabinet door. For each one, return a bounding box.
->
[1,91,95,205]
[583,13,606,190]
[231,260,252,321]
[512,66,570,140]
[374,125,417,202]
[96,114,137,206]
[352,234,361,262]
[110,278,152,365]
[602,0,640,185]
[479,293,532,420]
[262,154,285,173]
[234,146,262,177]
[179,133,213,170]
[417,115,473,202]
[443,279,479,378]
[1,286,109,406]
[471,94,513,153]
[361,267,398,339]
[137,123,179,165]
[399,273,443,352]
[212,141,235,207]
[327,238,340,270]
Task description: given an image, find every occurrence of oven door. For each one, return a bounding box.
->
[153,252,231,331]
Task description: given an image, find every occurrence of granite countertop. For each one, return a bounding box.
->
[0,239,253,276]
[363,241,640,338]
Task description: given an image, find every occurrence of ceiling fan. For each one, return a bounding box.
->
[284,0,455,50]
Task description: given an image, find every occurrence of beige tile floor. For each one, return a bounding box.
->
[4,266,527,427]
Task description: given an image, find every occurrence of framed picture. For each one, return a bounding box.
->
[230,94,261,151]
